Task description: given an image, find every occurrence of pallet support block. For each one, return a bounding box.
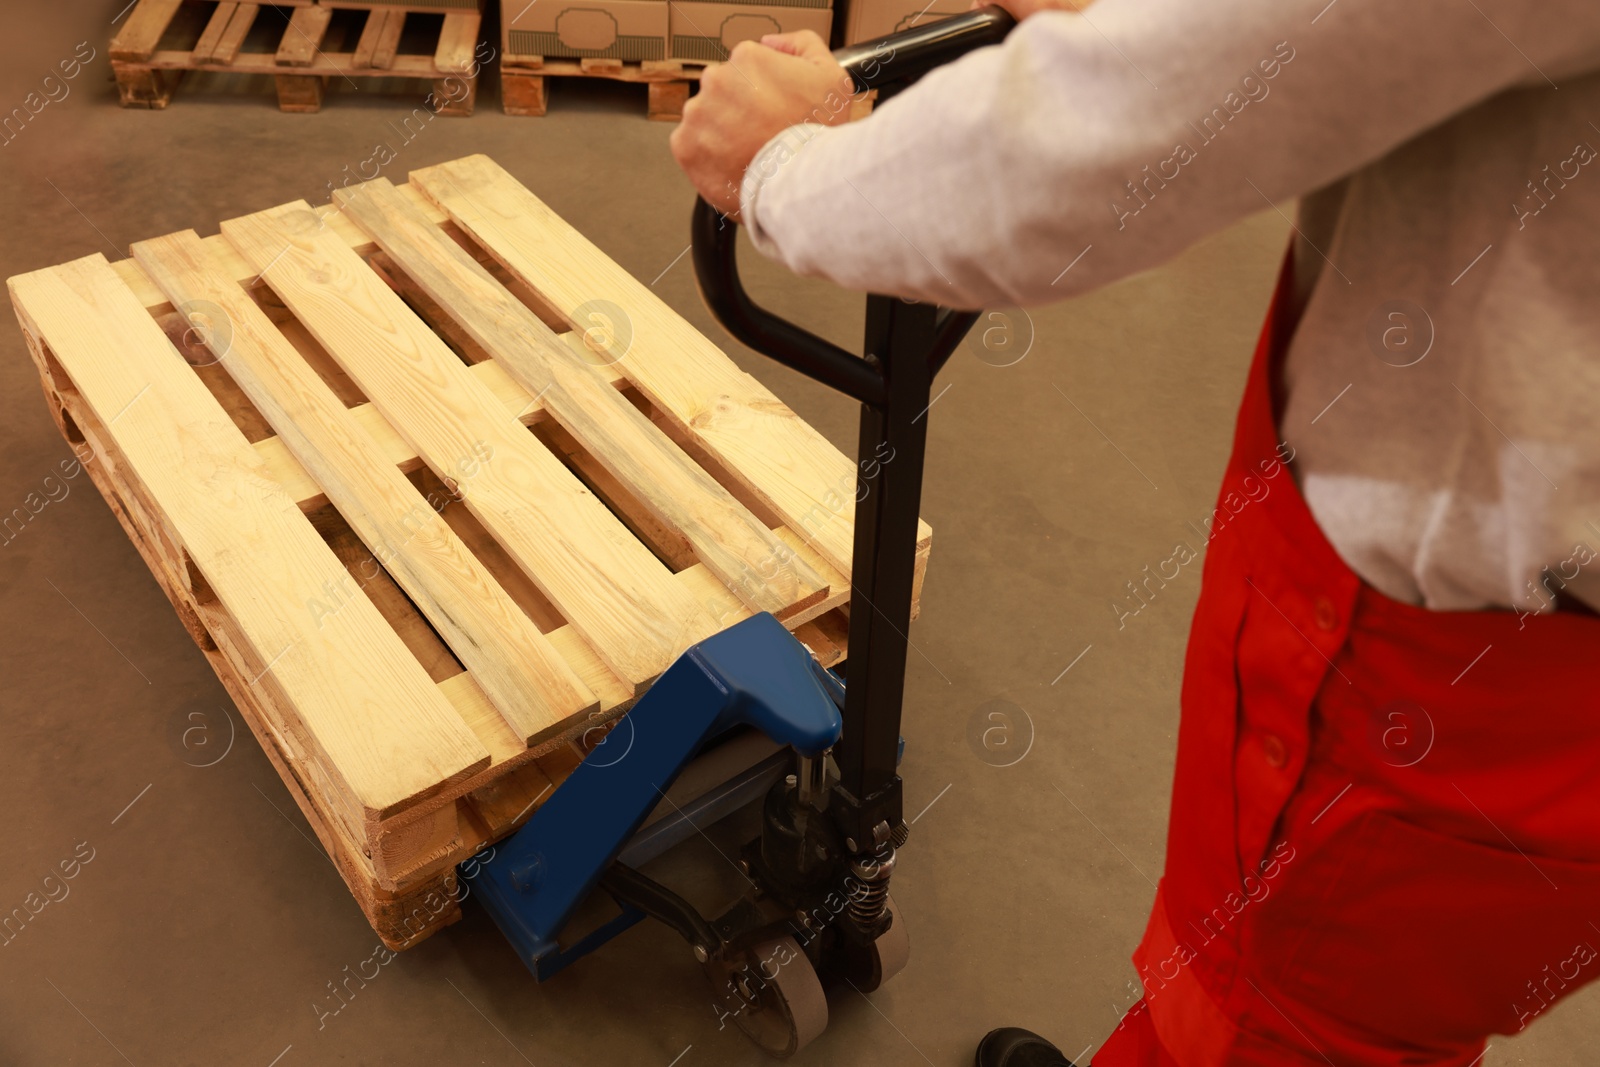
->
[502,71,547,116]
[115,67,183,108]
[432,77,477,116]
[648,80,689,121]
[275,73,325,112]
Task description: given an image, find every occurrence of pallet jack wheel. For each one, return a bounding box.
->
[707,934,829,1058]
[861,895,911,991]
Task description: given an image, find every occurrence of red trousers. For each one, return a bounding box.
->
[1094,258,1600,1066]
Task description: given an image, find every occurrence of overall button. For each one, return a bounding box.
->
[1262,733,1289,769]
[1313,595,1339,632]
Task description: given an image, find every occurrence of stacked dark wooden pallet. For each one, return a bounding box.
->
[111,0,486,113]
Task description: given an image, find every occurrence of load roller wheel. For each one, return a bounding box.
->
[838,895,915,991]
[706,934,829,1058]
[863,895,910,990]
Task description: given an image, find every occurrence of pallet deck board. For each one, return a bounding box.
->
[352,6,392,67]
[133,47,463,76]
[353,8,406,68]
[132,229,600,749]
[111,0,187,61]
[216,1,261,63]
[434,12,481,72]
[333,178,831,621]
[411,155,933,579]
[221,200,724,691]
[10,156,922,947]
[191,1,237,64]
[8,254,493,822]
[275,3,334,66]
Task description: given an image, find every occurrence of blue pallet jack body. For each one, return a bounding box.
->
[468,612,845,981]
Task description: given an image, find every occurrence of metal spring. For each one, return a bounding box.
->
[847,850,895,926]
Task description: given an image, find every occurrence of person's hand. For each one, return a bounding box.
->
[671,30,855,220]
[973,0,1093,20]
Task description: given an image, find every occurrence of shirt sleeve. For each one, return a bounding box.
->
[740,0,1600,309]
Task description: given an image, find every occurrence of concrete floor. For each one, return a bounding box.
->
[0,4,1590,1065]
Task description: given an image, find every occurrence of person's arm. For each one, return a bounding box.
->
[674,0,1600,309]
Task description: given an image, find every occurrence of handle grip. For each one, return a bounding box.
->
[690,7,1017,396]
[833,7,1017,93]
[691,200,887,405]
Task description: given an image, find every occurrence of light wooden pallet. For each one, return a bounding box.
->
[502,56,706,121]
[9,155,929,949]
[110,0,485,113]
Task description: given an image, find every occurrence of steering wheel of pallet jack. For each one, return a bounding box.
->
[708,934,828,1058]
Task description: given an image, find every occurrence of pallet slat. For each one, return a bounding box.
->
[134,49,472,79]
[229,338,850,653]
[332,178,831,621]
[220,202,724,691]
[190,1,237,64]
[213,2,261,65]
[354,8,406,68]
[111,0,186,61]
[353,7,387,67]
[132,230,600,748]
[7,255,492,822]
[276,3,334,66]
[410,155,932,579]
[435,12,481,73]
[374,11,407,67]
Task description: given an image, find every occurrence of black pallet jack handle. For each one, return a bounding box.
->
[690,6,1017,851]
[691,6,1016,402]
[834,5,1018,92]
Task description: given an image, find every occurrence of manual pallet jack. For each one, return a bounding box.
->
[465,9,1018,1056]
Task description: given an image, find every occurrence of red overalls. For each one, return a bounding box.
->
[1094,256,1600,1067]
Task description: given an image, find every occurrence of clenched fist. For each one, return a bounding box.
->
[670,30,856,219]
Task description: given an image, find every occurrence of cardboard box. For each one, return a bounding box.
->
[504,0,669,61]
[844,0,966,44]
[669,1,832,62]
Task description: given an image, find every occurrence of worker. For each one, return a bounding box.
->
[671,0,1600,1063]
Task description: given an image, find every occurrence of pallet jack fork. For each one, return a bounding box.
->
[466,9,1017,1057]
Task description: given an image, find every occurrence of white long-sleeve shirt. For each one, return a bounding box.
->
[743,0,1600,615]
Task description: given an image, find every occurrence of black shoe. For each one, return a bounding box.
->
[974,1027,1079,1067]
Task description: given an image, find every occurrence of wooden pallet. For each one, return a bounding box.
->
[502,56,706,121]
[110,0,485,113]
[323,0,486,10]
[9,155,929,949]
